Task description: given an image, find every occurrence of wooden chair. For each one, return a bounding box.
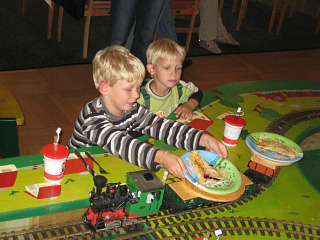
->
[48,0,111,59]
[49,0,200,58]
[82,0,111,58]
[22,0,27,16]
[21,0,56,40]
[289,0,308,17]
[315,1,320,34]
[233,0,290,35]
[46,3,63,41]
[219,0,225,14]
[171,0,201,53]
[289,0,320,35]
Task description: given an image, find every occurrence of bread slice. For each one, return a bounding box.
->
[190,151,224,186]
[256,138,297,158]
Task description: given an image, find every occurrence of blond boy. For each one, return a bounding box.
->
[67,46,227,179]
[137,38,203,120]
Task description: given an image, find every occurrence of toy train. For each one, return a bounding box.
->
[83,170,164,230]
[83,163,273,230]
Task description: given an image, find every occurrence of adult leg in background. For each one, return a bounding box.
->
[126,0,178,49]
[106,0,138,46]
[155,0,178,43]
[199,0,224,41]
[131,0,165,66]
[155,0,191,69]
[198,0,238,54]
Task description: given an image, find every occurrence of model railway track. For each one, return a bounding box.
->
[124,217,320,240]
[0,219,133,240]
[1,217,319,240]
[265,109,320,135]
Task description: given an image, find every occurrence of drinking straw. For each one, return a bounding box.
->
[53,127,61,151]
[234,107,242,121]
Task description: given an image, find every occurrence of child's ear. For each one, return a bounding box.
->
[99,82,109,95]
[146,64,155,75]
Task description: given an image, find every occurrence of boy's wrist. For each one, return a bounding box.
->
[154,150,170,169]
[199,133,213,148]
[158,150,170,168]
[155,150,165,163]
[187,99,199,110]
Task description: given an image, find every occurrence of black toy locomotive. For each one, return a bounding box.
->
[82,170,164,230]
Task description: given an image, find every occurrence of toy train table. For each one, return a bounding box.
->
[0,79,319,240]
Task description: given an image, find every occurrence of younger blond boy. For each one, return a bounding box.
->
[67,46,227,179]
[137,38,203,120]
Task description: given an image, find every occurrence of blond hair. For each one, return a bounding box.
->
[146,38,186,65]
[92,46,146,89]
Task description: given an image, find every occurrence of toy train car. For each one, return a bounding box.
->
[83,170,164,230]
[244,154,281,184]
[83,168,262,230]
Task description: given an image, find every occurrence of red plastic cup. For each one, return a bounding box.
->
[222,115,246,146]
[41,144,69,183]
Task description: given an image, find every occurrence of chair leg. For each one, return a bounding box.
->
[185,9,198,53]
[22,0,27,16]
[236,0,248,31]
[47,2,55,40]
[289,0,297,17]
[232,0,238,13]
[243,0,249,18]
[316,2,320,34]
[276,0,289,35]
[316,17,320,34]
[300,0,306,12]
[219,0,225,14]
[57,6,63,41]
[268,0,280,33]
[316,1,320,19]
[83,14,92,58]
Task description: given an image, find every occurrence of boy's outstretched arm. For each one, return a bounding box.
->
[199,134,228,158]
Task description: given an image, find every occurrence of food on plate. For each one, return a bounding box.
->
[190,151,226,186]
[256,138,297,158]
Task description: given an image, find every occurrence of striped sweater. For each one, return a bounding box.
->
[67,96,204,171]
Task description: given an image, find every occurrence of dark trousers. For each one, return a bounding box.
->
[107,0,165,65]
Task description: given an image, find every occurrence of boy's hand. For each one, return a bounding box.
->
[174,104,193,120]
[174,99,199,120]
[157,151,187,179]
[199,134,228,158]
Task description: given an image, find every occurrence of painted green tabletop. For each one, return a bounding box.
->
[1,79,319,239]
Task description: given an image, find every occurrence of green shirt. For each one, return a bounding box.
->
[137,79,199,118]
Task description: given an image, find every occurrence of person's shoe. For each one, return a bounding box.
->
[216,33,240,46]
[199,40,222,54]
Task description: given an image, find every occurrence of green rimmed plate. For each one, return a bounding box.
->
[246,132,303,163]
[182,150,242,194]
